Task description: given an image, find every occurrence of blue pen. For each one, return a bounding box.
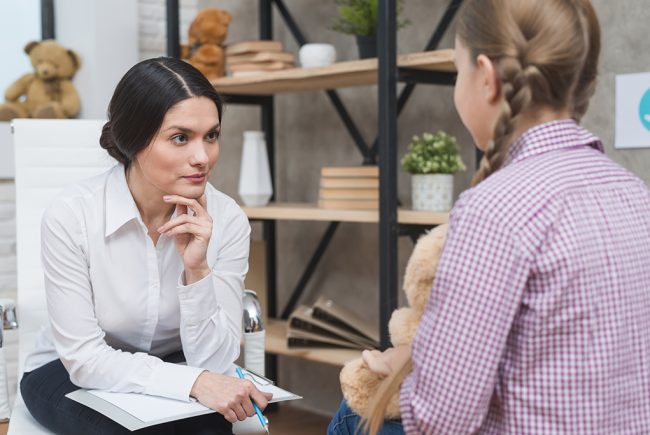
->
[235,367,269,434]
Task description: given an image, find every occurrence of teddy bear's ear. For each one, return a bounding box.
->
[67,49,82,70]
[24,41,40,54]
[220,10,232,26]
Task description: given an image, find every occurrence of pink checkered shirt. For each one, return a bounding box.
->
[400,120,650,434]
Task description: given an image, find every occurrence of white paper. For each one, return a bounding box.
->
[66,366,301,430]
[87,390,208,423]
[615,72,650,149]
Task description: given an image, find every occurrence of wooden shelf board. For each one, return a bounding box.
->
[265,319,361,366]
[243,202,449,225]
[213,49,455,95]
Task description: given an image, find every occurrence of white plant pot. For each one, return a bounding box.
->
[238,131,273,207]
[411,174,454,212]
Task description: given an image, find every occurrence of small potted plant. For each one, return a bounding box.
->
[401,131,465,212]
[330,0,410,59]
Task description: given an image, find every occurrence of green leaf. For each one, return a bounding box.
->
[330,0,409,36]
[401,130,466,174]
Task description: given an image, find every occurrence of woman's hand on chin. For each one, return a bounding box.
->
[158,194,212,284]
[190,371,274,423]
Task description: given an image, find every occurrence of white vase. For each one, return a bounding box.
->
[299,43,337,67]
[411,174,454,212]
[238,131,273,207]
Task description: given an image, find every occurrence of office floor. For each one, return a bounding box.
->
[265,405,331,434]
[0,330,331,435]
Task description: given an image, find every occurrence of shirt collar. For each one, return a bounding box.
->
[503,119,604,168]
[104,164,141,238]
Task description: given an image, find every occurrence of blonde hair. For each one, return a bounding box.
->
[359,359,412,435]
[456,0,601,186]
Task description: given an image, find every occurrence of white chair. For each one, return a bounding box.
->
[9,119,263,434]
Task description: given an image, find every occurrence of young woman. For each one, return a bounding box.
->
[20,57,272,435]
[329,0,650,433]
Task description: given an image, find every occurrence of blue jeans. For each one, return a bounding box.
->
[327,400,405,435]
[20,358,233,435]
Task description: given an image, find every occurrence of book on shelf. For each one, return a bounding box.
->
[321,166,379,178]
[319,188,379,200]
[227,51,296,65]
[225,40,283,56]
[287,297,379,350]
[320,177,380,189]
[229,61,294,72]
[318,199,379,210]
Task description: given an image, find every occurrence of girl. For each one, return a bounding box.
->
[329,0,650,433]
[20,57,272,434]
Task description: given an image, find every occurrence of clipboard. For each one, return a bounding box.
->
[66,366,301,431]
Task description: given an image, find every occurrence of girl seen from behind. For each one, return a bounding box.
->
[328,0,650,433]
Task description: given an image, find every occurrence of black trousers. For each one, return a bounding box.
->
[20,359,233,435]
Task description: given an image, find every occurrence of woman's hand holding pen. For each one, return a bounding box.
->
[191,371,273,423]
[158,194,212,284]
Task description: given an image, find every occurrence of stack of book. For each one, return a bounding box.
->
[318,166,379,210]
[287,296,379,350]
[225,40,296,77]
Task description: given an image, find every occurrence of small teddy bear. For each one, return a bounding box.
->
[0,40,81,121]
[339,224,448,419]
[181,8,233,80]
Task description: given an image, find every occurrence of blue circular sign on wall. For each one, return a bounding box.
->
[640,88,650,131]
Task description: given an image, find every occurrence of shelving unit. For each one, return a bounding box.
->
[211,49,455,95]
[242,203,449,225]
[166,0,462,368]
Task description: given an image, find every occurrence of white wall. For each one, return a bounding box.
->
[0,1,41,97]
[56,0,139,119]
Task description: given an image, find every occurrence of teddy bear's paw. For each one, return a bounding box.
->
[0,104,24,121]
[33,102,65,119]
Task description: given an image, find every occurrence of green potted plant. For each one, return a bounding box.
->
[401,131,465,211]
[331,0,410,59]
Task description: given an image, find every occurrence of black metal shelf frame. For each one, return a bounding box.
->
[165,0,462,356]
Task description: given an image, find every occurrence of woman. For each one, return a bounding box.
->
[329,0,650,433]
[20,57,271,434]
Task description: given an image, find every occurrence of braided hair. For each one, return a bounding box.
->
[456,0,600,186]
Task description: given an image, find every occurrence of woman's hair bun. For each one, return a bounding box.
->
[99,121,129,165]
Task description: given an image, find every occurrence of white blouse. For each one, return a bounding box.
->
[24,164,250,402]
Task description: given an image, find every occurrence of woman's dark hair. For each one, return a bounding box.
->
[100,57,223,167]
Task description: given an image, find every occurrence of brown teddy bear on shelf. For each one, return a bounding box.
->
[339,224,448,420]
[181,8,232,80]
[0,40,81,121]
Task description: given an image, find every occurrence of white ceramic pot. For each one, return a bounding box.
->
[238,131,273,207]
[411,174,454,212]
[299,43,337,68]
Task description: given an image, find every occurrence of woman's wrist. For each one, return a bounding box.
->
[190,370,209,399]
[184,262,211,285]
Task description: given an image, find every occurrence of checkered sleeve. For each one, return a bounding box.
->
[400,207,532,434]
